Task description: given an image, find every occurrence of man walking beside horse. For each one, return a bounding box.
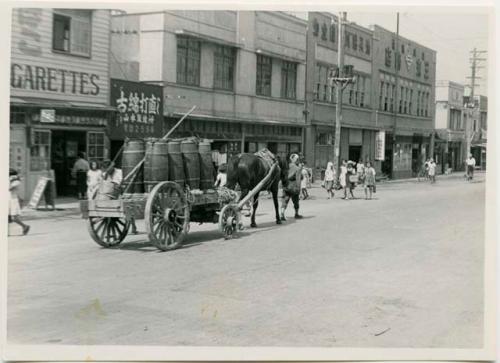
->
[280,153,304,221]
[226,149,303,228]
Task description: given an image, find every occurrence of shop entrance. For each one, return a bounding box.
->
[51,130,87,196]
[348,145,362,163]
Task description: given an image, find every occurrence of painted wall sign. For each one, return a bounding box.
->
[109,79,163,139]
[32,113,108,126]
[11,63,100,95]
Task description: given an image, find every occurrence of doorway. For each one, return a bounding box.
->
[51,130,87,196]
[348,145,362,163]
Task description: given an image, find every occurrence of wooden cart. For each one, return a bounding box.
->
[80,162,278,252]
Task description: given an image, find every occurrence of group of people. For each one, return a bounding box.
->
[422,158,437,183]
[322,159,377,200]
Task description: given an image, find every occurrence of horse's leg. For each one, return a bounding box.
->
[272,187,281,224]
[250,192,259,228]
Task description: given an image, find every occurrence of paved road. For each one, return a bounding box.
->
[7,177,485,348]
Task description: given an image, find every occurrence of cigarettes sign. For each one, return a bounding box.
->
[375,130,385,161]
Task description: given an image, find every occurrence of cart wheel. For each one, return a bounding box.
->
[145,181,190,251]
[219,204,241,239]
[87,217,130,248]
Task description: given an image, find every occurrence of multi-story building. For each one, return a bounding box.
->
[434,80,466,174]
[371,25,436,179]
[110,11,306,163]
[304,12,378,177]
[465,94,488,170]
[10,8,113,199]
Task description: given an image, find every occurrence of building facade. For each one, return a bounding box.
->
[434,80,466,174]
[465,94,488,170]
[304,12,378,178]
[371,25,437,179]
[110,11,306,163]
[10,8,113,199]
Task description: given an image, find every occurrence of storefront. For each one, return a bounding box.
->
[10,102,113,198]
[386,133,430,179]
[164,115,303,168]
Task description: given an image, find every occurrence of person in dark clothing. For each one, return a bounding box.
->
[280,154,303,221]
[72,152,90,199]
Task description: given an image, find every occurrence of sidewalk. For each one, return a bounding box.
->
[19,171,485,221]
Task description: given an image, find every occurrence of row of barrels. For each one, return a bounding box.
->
[122,137,215,193]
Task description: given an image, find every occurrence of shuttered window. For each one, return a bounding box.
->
[256,54,272,96]
[177,37,201,86]
[52,10,91,57]
[214,45,235,91]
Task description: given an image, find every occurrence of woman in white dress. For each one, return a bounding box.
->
[339,160,348,199]
[87,160,103,200]
[9,169,30,235]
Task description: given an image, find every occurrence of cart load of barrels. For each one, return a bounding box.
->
[121,136,216,195]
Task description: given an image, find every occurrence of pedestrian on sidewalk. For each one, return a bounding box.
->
[339,160,348,199]
[323,161,336,199]
[72,152,90,200]
[424,158,430,180]
[87,160,103,200]
[428,158,437,184]
[101,160,138,234]
[346,161,357,199]
[8,169,30,236]
[300,163,310,200]
[465,153,476,181]
[280,154,303,221]
[363,161,376,200]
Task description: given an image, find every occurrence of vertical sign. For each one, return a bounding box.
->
[375,130,385,161]
[109,79,163,139]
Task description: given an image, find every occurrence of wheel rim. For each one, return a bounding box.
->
[219,204,240,239]
[146,182,189,250]
[87,217,129,247]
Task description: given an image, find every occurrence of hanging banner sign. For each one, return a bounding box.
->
[109,79,163,139]
[375,130,386,161]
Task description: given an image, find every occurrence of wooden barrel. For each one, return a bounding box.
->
[199,139,215,190]
[95,181,121,200]
[122,138,145,193]
[144,138,169,193]
[167,140,185,186]
[181,138,200,189]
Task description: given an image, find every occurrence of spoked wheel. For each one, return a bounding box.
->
[145,181,190,251]
[87,217,130,247]
[218,204,242,240]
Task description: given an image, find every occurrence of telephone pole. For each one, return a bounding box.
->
[330,12,356,175]
[465,48,487,156]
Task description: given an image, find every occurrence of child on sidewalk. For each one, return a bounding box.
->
[9,169,30,236]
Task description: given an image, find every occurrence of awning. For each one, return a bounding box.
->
[172,111,304,127]
[10,96,117,111]
[175,29,243,48]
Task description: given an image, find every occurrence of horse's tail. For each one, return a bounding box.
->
[226,154,241,190]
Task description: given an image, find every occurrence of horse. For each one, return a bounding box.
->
[226,151,288,228]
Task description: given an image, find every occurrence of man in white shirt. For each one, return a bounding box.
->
[465,154,476,181]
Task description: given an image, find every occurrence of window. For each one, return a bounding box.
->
[345,33,351,48]
[321,23,328,40]
[87,132,105,162]
[177,37,201,86]
[413,48,417,57]
[30,130,51,171]
[409,89,413,114]
[214,45,235,91]
[416,91,421,116]
[281,61,296,99]
[395,52,401,71]
[421,52,425,60]
[353,34,358,50]
[365,39,371,55]
[315,64,334,103]
[52,10,91,56]
[424,61,430,80]
[256,54,272,96]
[359,36,364,52]
[390,84,395,112]
[399,86,403,113]
[391,38,395,50]
[416,59,422,77]
[379,82,384,110]
[312,18,319,36]
[329,25,336,42]
[401,44,405,53]
[385,48,392,67]
[384,83,388,111]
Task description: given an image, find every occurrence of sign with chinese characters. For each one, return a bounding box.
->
[109,79,163,139]
[375,130,385,161]
[40,109,55,123]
